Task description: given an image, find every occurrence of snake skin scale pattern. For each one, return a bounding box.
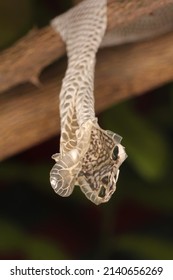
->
[50,0,127,205]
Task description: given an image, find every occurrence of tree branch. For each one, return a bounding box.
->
[1,32,173,160]
[0,0,172,93]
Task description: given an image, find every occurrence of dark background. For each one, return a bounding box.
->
[0,0,173,259]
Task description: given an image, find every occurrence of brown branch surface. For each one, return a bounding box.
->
[1,32,173,160]
[0,0,172,93]
[0,26,65,93]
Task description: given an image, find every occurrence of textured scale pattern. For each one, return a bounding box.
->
[50,0,127,205]
[101,2,173,47]
[78,125,127,205]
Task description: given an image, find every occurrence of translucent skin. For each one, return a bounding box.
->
[50,0,127,204]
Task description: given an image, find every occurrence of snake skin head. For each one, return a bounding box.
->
[50,120,127,205]
[77,125,127,205]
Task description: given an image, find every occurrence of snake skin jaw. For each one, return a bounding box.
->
[50,120,93,198]
[50,150,82,197]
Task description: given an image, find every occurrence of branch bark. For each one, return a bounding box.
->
[1,32,173,160]
[1,0,173,160]
[0,0,172,93]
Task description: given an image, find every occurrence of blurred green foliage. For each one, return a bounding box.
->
[115,234,173,259]
[102,102,169,181]
[0,0,33,49]
[0,0,72,50]
[0,220,66,259]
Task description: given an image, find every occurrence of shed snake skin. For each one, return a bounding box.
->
[49,0,173,205]
[49,0,127,205]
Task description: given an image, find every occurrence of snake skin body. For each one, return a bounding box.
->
[50,0,173,205]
